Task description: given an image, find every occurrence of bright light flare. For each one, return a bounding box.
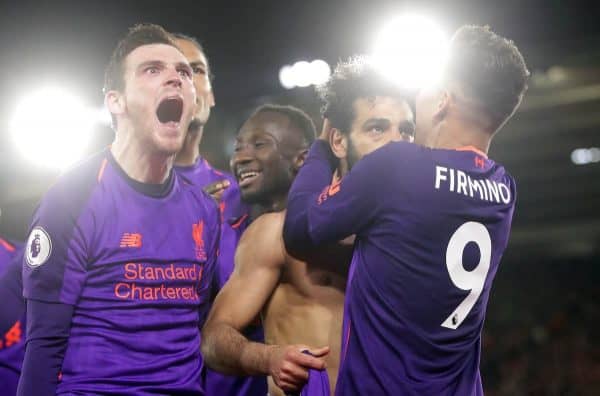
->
[10,87,97,170]
[571,147,600,165]
[371,14,449,90]
[279,59,331,89]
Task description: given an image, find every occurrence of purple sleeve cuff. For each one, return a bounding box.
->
[17,299,73,396]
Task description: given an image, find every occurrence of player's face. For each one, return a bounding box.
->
[346,96,414,167]
[175,38,214,126]
[231,112,302,204]
[120,44,196,155]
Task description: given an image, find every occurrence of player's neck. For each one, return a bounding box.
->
[111,136,173,185]
[250,196,287,220]
[174,125,204,167]
[428,118,491,155]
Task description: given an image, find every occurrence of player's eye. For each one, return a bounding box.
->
[254,141,267,148]
[178,68,192,79]
[367,126,386,134]
[145,66,160,75]
[192,66,206,76]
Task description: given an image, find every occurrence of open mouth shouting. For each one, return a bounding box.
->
[156,96,184,130]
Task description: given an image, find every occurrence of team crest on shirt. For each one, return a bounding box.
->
[192,220,206,261]
[25,226,52,268]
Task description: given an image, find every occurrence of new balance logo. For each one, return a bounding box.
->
[120,233,142,248]
[475,156,485,169]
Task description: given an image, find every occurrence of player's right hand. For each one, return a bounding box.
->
[203,179,230,201]
[268,344,329,392]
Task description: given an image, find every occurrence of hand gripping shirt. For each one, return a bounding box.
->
[175,158,266,396]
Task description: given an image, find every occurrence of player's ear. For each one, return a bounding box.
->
[105,90,126,118]
[292,148,309,173]
[329,128,347,159]
[433,89,450,123]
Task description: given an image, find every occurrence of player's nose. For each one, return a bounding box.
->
[164,67,183,89]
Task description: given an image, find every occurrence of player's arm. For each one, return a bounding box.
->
[283,139,383,255]
[202,213,327,391]
[17,191,89,396]
[0,251,25,333]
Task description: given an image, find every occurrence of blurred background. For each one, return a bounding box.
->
[0,0,598,394]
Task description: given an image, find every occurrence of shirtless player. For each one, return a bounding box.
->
[203,59,415,395]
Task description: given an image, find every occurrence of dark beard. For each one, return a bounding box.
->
[347,137,360,170]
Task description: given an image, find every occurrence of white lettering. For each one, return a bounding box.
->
[498,183,511,204]
[435,166,448,189]
[486,180,500,203]
[457,171,468,195]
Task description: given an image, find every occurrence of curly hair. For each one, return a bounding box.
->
[316,56,411,134]
[445,25,530,131]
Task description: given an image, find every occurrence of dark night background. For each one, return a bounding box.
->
[0,1,598,394]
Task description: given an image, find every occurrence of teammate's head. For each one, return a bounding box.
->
[104,24,196,156]
[171,33,215,128]
[317,57,414,169]
[231,104,316,207]
[415,25,530,145]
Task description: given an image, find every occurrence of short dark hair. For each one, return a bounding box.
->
[251,104,316,147]
[170,32,214,81]
[316,56,410,134]
[445,25,530,132]
[103,23,176,93]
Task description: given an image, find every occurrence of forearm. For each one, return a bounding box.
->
[17,300,73,396]
[202,321,274,376]
[284,140,337,254]
[0,257,25,333]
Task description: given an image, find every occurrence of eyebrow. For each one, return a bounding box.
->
[137,60,192,73]
[362,118,392,129]
[137,60,165,71]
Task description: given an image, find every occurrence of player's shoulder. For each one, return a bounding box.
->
[40,150,109,213]
[179,176,221,220]
[237,212,286,262]
[364,141,421,166]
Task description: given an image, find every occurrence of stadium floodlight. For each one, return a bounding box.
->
[571,147,600,165]
[278,59,332,89]
[370,14,449,90]
[10,87,95,170]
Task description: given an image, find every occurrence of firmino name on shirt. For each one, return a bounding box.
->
[434,165,511,204]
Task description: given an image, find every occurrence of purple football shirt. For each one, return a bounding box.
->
[22,150,220,395]
[176,158,267,396]
[284,141,516,395]
[0,239,24,396]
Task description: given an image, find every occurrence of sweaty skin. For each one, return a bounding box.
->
[203,211,348,395]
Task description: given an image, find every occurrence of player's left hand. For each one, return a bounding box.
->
[268,344,329,392]
[203,179,230,201]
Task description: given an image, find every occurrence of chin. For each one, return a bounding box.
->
[239,188,265,205]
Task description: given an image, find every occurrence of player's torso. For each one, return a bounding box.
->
[52,158,218,394]
[339,143,515,395]
[175,159,246,286]
[263,246,347,396]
